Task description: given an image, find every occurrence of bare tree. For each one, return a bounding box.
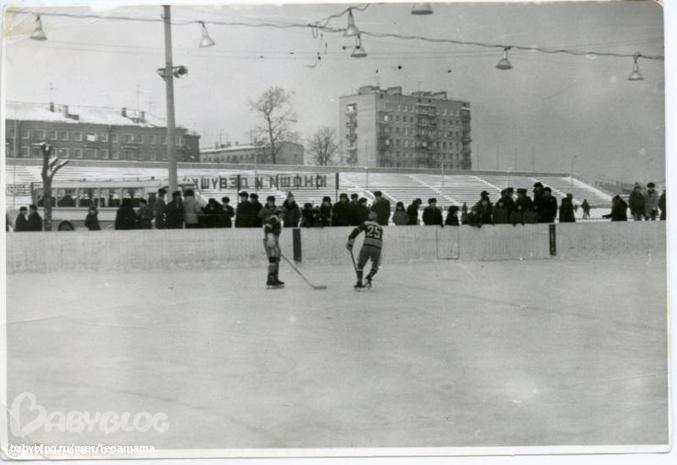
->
[40,143,69,231]
[250,87,297,164]
[307,126,338,166]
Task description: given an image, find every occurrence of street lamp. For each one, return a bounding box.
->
[570,155,578,186]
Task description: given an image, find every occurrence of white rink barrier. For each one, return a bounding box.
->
[556,221,665,258]
[6,222,665,273]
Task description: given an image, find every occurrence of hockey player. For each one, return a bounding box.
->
[346,211,383,290]
[263,208,285,289]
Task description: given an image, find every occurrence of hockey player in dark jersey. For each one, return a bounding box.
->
[346,211,383,290]
[263,208,285,289]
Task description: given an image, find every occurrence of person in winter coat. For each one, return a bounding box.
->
[392,202,409,225]
[154,188,167,229]
[500,187,515,214]
[27,205,43,231]
[137,198,154,229]
[492,198,511,224]
[221,196,235,228]
[258,196,278,223]
[474,192,493,225]
[370,191,391,226]
[282,192,301,228]
[14,207,29,232]
[250,193,263,228]
[115,198,140,230]
[444,205,460,226]
[558,194,576,223]
[644,182,659,220]
[357,197,370,224]
[202,198,224,228]
[332,193,351,226]
[319,196,333,226]
[460,203,469,225]
[628,183,645,221]
[603,195,628,221]
[511,189,534,225]
[532,182,545,217]
[348,193,361,226]
[165,191,185,229]
[581,199,591,219]
[85,205,101,230]
[422,198,443,226]
[538,187,558,223]
[659,189,666,221]
[406,198,422,225]
[235,191,252,228]
[300,203,316,227]
[182,189,202,228]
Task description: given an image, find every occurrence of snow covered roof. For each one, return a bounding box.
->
[5,101,175,128]
[201,145,261,154]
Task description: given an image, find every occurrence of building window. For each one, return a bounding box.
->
[125,134,133,143]
[72,148,83,158]
[56,148,68,158]
[112,152,120,160]
[8,126,15,137]
[150,151,157,161]
[112,134,118,143]
[74,132,82,141]
[21,129,29,139]
[20,146,29,157]
[178,136,184,145]
[85,149,96,159]
[101,133,108,142]
[150,135,157,145]
[32,129,45,139]
[100,149,109,159]
[31,146,41,157]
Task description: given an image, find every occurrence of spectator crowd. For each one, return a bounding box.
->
[5,181,666,232]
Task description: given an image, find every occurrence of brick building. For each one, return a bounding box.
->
[4,101,200,162]
[200,141,304,165]
[338,86,471,169]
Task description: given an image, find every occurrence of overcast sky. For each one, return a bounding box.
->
[3,1,665,183]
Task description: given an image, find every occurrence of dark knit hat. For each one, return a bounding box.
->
[266,195,275,202]
[239,191,248,197]
[517,188,528,194]
[350,193,359,199]
[374,191,382,197]
[428,197,437,204]
[249,193,259,200]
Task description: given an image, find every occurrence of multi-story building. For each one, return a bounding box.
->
[200,141,304,165]
[4,101,200,162]
[338,85,471,169]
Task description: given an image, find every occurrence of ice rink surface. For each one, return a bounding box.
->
[7,256,668,450]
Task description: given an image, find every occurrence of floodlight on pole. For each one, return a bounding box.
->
[198,21,216,48]
[30,15,47,41]
[344,9,360,37]
[628,53,644,81]
[351,35,367,58]
[411,3,434,15]
[162,5,178,195]
[496,47,513,70]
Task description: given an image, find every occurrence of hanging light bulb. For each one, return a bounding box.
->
[351,35,367,58]
[628,53,643,81]
[198,21,216,48]
[344,8,360,37]
[411,3,434,15]
[30,14,47,41]
[496,46,513,70]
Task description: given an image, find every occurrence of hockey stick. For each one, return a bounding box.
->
[280,254,328,290]
[348,248,358,275]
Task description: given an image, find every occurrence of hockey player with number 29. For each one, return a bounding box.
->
[346,211,383,290]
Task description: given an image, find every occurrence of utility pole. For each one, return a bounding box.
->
[513,147,518,171]
[163,5,178,194]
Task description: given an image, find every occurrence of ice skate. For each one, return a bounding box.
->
[354,281,366,290]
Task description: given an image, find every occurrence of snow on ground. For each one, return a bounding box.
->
[6,256,668,451]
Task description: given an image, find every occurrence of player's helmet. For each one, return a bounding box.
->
[367,211,378,221]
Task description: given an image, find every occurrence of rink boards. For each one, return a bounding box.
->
[6,221,665,273]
